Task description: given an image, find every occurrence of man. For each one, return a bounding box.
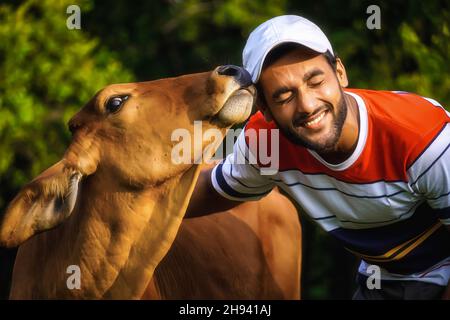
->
[186,15,450,300]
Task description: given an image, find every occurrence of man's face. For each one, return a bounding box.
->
[259,47,349,154]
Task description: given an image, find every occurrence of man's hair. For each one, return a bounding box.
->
[256,43,338,107]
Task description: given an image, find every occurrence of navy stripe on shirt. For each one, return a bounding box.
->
[215,163,270,199]
[328,202,441,256]
[328,202,450,274]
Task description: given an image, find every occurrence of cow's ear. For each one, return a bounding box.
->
[0,160,82,248]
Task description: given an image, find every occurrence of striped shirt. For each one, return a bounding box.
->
[212,89,450,285]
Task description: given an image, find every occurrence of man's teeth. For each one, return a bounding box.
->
[304,111,326,127]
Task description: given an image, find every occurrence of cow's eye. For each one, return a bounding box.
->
[105,95,128,114]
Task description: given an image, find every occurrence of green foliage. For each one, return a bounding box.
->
[83,0,288,79]
[395,21,449,103]
[0,0,133,209]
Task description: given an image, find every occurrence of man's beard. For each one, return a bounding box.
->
[274,93,348,154]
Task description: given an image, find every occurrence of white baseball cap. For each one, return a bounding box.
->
[243,15,334,83]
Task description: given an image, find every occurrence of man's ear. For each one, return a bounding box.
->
[256,95,273,122]
[335,58,349,88]
[0,160,82,248]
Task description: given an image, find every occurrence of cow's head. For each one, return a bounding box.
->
[0,65,254,248]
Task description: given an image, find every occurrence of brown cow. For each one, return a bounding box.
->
[0,66,301,299]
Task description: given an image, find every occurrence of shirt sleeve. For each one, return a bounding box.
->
[211,128,275,201]
[407,122,450,225]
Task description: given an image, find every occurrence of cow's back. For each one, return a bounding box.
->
[143,189,301,299]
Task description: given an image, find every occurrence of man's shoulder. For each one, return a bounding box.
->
[346,88,448,129]
[347,88,450,168]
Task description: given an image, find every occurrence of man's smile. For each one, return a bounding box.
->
[302,109,328,129]
[294,107,331,131]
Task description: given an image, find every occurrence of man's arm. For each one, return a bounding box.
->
[185,167,241,218]
[185,127,275,218]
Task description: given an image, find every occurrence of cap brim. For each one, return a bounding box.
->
[252,39,329,83]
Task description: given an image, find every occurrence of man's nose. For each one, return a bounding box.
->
[297,91,318,114]
[217,65,253,87]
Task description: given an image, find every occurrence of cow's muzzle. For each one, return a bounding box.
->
[217,65,253,88]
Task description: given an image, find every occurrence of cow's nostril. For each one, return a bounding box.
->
[217,65,239,77]
[217,65,253,87]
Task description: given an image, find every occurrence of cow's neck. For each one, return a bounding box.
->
[11,164,201,299]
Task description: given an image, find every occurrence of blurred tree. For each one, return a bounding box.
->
[83,0,288,79]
